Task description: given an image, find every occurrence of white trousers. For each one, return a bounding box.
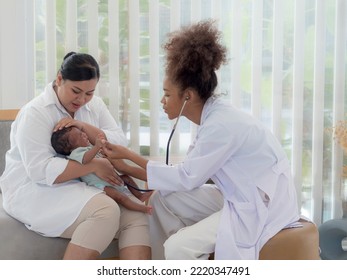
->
[148,184,224,260]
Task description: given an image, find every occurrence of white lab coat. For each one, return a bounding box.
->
[147,96,300,259]
[0,82,127,237]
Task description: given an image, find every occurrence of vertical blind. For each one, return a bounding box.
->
[32,0,347,225]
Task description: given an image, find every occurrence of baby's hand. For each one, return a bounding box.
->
[95,133,106,148]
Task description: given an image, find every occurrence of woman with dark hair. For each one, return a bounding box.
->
[0,52,151,260]
[102,20,300,260]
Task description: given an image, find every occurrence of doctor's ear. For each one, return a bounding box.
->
[183,87,196,101]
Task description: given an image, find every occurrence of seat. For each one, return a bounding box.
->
[259,219,320,260]
[208,219,320,260]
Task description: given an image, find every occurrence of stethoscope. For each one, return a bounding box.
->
[120,175,153,193]
[166,97,188,165]
[124,97,188,193]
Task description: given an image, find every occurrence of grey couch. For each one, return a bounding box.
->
[0,110,118,259]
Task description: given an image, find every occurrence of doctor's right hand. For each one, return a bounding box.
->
[102,141,129,160]
[92,158,123,186]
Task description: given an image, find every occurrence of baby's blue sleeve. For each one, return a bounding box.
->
[67,147,89,164]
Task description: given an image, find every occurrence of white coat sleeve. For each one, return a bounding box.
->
[147,118,248,193]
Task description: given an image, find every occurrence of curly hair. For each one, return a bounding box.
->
[163,19,228,101]
[51,127,74,156]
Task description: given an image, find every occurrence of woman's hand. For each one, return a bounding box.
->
[53,117,84,132]
[92,157,123,186]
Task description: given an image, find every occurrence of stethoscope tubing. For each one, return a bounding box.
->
[165,99,187,165]
[124,181,154,192]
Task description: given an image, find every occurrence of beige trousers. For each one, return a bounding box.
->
[61,193,150,254]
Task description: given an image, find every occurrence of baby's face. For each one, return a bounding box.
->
[68,127,90,148]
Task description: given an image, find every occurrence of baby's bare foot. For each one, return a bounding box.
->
[145,205,153,215]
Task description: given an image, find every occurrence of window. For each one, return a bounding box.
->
[33,0,347,225]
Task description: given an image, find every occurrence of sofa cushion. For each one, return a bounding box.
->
[0,120,12,183]
[0,194,68,259]
[0,194,119,259]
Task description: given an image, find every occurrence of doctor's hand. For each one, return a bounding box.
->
[102,141,130,160]
[103,141,149,171]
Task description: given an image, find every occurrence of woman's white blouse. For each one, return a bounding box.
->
[0,82,127,236]
[147,96,300,259]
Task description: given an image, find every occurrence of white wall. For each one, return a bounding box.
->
[0,0,34,109]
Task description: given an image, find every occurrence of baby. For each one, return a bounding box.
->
[51,126,152,214]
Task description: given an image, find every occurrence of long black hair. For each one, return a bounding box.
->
[59,52,100,81]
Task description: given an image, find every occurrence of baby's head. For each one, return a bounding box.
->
[51,126,90,155]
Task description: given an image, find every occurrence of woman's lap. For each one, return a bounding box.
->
[61,192,150,254]
[116,194,150,249]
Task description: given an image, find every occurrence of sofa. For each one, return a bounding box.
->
[0,109,320,260]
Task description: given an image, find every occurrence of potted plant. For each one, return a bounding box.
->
[331,120,347,218]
